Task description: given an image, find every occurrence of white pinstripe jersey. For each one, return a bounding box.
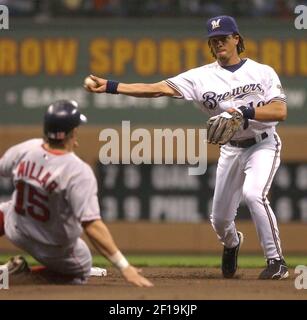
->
[0,139,101,246]
[166,58,286,140]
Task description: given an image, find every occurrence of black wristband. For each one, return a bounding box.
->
[238,105,255,119]
[106,80,119,94]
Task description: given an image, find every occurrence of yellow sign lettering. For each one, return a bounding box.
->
[0,39,17,74]
[113,39,133,75]
[299,41,307,76]
[201,41,214,64]
[182,39,199,70]
[44,39,77,75]
[160,39,181,75]
[242,38,258,61]
[20,38,41,76]
[135,39,157,76]
[284,40,296,76]
[90,39,111,74]
[261,39,282,73]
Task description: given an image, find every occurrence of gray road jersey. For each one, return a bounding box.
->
[0,139,101,246]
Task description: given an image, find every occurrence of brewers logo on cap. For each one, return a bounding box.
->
[207,16,240,37]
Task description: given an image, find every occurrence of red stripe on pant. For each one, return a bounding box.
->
[0,210,4,236]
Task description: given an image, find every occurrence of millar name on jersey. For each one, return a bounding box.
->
[17,160,58,193]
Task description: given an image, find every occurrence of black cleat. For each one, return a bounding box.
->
[3,255,30,275]
[222,231,244,278]
[258,258,289,280]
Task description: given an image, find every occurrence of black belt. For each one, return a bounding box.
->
[229,132,268,148]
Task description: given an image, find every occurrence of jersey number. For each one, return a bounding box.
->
[14,181,50,222]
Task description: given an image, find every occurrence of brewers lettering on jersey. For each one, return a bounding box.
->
[85,15,289,280]
[0,100,153,287]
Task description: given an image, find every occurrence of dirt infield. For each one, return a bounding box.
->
[0,267,306,300]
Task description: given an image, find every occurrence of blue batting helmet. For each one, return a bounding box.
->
[44,100,87,140]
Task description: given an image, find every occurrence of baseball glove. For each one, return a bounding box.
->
[207,111,244,145]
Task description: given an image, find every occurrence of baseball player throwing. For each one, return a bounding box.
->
[0,100,153,287]
[85,15,289,280]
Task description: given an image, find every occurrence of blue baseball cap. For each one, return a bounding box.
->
[207,15,240,38]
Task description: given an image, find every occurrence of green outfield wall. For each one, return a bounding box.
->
[0,18,306,125]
